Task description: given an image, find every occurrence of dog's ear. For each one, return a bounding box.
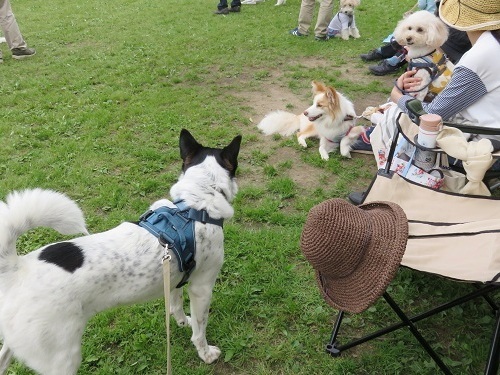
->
[393,18,407,46]
[325,86,339,110]
[179,129,202,162]
[220,135,242,176]
[311,80,326,95]
[427,17,449,47]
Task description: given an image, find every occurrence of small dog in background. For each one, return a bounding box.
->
[327,0,361,40]
[393,10,454,102]
[258,81,365,160]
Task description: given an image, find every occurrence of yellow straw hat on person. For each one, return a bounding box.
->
[439,0,500,31]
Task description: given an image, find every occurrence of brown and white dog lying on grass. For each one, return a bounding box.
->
[257,81,365,159]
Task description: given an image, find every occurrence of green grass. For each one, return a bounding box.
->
[1,0,498,374]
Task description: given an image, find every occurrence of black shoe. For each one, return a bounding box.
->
[348,191,365,205]
[314,35,328,41]
[229,6,241,12]
[214,7,229,14]
[360,49,383,62]
[12,47,36,60]
[369,60,405,76]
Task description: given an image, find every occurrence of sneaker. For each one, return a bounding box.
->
[11,47,36,60]
[289,27,307,37]
[360,49,383,62]
[350,126,374,154]
[214,7,229,14]
[314,35,328,41]
[369,59,406,76]
[229,6,241,12]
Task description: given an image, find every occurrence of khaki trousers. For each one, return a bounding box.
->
[0,0,27,52]
[297,0,334,37]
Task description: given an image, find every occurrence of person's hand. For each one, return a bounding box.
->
[397,70,422,92]
[391,70,423,102]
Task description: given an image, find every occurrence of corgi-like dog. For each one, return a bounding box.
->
[257,81,365,159]
[0,129,242,374]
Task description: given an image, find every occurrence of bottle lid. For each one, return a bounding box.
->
[419,113,442,132]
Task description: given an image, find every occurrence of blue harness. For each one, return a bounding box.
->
[138,201,224,288]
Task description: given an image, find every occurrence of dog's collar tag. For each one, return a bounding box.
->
[138,202,223,288]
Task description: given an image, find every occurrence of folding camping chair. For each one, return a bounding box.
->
[326,103,500,375]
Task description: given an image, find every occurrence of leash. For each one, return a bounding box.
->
[137,201,225,374]
[326,114,364,143]
[394,52,448,95]
[163,248,172,375]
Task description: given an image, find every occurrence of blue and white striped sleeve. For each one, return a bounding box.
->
[397,66,488,121]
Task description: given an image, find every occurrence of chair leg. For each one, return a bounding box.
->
[326,286,499,374]
[485,310,500,375]
[326,310,344,356]
[383,292,453,375]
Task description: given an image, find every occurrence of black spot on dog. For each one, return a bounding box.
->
[38,242,84,273]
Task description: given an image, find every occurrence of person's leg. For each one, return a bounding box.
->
[378,42,400,58]
[0,0,27,50]
[216,0,228,10]
[314,0,334,38]
[296,0,316,35]
[369,51,407,76]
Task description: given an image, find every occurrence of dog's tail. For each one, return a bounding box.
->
[257,110,301,137]
[0,189,88,266]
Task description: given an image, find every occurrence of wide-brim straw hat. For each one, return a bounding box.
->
[300,199,408,314]
[439,0,500,31]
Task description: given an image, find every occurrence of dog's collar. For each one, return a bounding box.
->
[173,200,224,227]
[138,201,223,288]
[326,116,358,143]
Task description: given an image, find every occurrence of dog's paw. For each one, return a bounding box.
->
[319,151,330,160]
[175,315,192,327]
[199,345,221,364]
[297,137,308,148]
[340,149,352,158]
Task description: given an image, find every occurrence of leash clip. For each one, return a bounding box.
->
[162,247,172,263]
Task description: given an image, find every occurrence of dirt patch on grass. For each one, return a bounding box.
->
[231,57,393,193]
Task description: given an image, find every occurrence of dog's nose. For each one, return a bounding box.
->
[303,111,309,116]
[406,37,413,43]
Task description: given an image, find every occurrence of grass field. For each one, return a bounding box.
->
[1,0,498,373]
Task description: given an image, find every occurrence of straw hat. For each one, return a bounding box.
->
[300,199,408,314]
[439,0,500,31]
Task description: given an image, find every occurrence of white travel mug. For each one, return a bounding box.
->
[413,113,442,171]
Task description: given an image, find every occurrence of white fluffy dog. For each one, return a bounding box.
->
[0,129,242,374]
[327,0,361,40]
[393,10,453,101]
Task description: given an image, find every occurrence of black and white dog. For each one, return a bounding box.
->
[0,129,242,374]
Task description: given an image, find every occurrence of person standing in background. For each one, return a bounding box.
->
[0,0,35,63]
[289,0,334,41]
[214,0,241,14]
